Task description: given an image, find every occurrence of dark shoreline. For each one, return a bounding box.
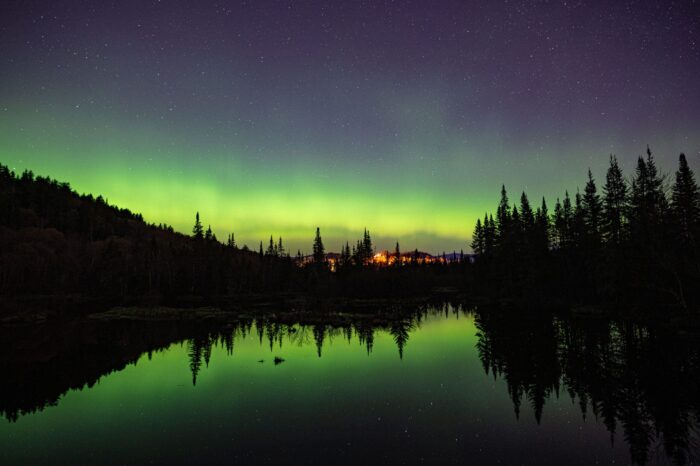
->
[3,292,700,340]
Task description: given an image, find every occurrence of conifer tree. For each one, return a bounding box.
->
[363,228,373,263]
[266,236,276,256]
[671,153,700,242]
[340,242,351,267]
[205,225,213,241]
[582,169,603,242]
[630,146,667,240]
[485,214,496,255]
[573,190,585,247]
[277,237,285,257]
[553,198,564,248]
[602,155,628,245]
[535,197,550,252]
[510,205,521,236]
[472,218,485,256]
[496,185,511,240]
[394,241,401,265]
[562,192,573,247]
[520,192,535,232]
[312,227,325,264]
[192,212,204,239]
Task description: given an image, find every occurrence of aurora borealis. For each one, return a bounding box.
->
[1,1,699,253]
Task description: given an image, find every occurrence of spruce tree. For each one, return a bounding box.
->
[510,205,521,236]
[553,198,564,248]
[363,228,373,263]
[562,192,573,247]
[671,153,700,241]
[312,227,325,264]
[602,155,628,245]
[535,197,550,252]
[266,236,276,256]
[205,225,213,241]
[520,192,535,232]
[496,185,511,240]
[573,190,585,247]
[630,147,667,239]
[582,169,603,242]
[340,242,351,267]
[277,237,285,257]
[192,212,204,239]
[472,218,485,256]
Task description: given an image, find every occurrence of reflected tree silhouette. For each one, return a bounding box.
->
[389,319,415,360]
[474,307,700,465]
[3,303,699,466]
[313,325,325,358]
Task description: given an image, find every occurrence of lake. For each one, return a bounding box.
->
[1,304,698,465]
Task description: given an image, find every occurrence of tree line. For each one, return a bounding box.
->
[1,148,698,311]
[0,163,461,299]
[471,148,700,311]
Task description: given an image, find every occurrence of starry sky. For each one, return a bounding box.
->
[1,1,699,253]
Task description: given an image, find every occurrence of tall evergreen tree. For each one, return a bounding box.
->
[630,147,669,249]
[602,155,628,245]
[511,205,521,232]
[520,192,535,232]
[312,227,325,264]
[572,190,585,247]
[562,191,573,247]
[485,214,496,256]
[484,214,496,256]
[472,218,485,256]
[671,153,700,242]
[340,242,351,267]
[496,185,511,240]
[631,147,667,228]
[394,241,401,265]
[277,237,286,257]
[266,236,276,257]
[363,228,373,262]
[535,197,550,252]
[205,225,213,241]
[582,169,603,242]
[192,212,204,239]
[553,198,564,248]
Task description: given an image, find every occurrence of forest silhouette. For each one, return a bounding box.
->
[470,149,700,312]
[0,147,698,314]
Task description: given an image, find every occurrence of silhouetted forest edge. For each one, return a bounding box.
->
[1,147,699,321]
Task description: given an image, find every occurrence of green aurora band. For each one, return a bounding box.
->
[1,97,698,254]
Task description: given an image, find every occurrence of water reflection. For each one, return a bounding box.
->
[1,304,699,465]
[475,311,700,465]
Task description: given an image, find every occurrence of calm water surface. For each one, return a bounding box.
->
[1,306,698,465]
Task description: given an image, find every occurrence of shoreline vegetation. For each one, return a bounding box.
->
[1,146,699,321]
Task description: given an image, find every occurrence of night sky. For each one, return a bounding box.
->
[1,1,699,253]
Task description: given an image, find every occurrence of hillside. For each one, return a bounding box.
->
[0,164,297,300]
